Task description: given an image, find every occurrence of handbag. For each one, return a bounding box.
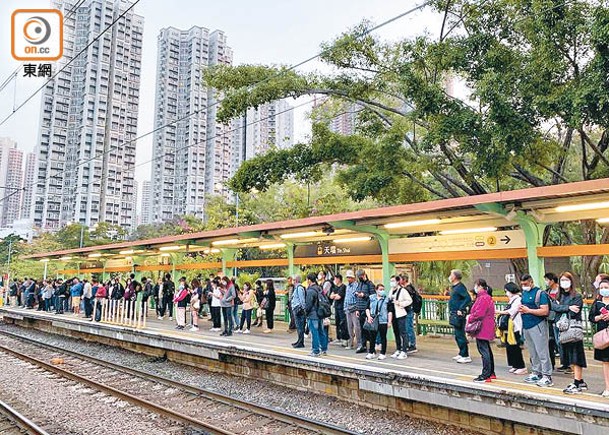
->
[260,297,269,310]
[363,297,383,332]
[556,313,570,332]
[593,328,609,350]
[559,318,584,344]
[465,319,483,336]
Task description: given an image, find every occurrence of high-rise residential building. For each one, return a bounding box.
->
[312,96,360,136]
[140,180,151,225]
[20,153,37,221]
[132,180,138,229]
[231,99,295,174]
[34,0,144,231]
[150,26,233,222]
[0,138,24,228]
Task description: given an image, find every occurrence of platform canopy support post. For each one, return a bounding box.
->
[286,242,296,278]
[221,248,238,277]
[517,213,547,286]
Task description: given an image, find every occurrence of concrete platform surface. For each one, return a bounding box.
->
[2,306,608,412]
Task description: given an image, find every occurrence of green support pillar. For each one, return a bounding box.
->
[375,232,392,290]
[286,242,295,277]
[517,213,547,285]
[221,248,237,276]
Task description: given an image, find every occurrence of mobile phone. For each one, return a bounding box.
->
[601,307,608,315]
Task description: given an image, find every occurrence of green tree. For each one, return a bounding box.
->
[205,0,609,284]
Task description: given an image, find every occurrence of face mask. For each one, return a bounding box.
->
[377,290,386,297]
[600,288,609,298]
[448,277,453,284]
[473,286,479,294]
[390,280,397,288]
[521,286,531,292]
[559,280,571,290]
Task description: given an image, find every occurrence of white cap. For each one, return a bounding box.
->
[345,270,355,278]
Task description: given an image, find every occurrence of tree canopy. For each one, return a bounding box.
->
[205,0,609,282]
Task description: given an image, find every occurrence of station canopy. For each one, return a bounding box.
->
[25,178,609,262]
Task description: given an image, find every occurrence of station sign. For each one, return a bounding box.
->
[295,240,381,258]
[389,230,526,254]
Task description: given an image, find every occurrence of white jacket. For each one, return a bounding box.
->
[390,285,412,318]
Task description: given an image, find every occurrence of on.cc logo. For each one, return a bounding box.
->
[11,9,63,61]
[23,16,52,45]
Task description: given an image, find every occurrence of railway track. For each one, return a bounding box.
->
[0,330,358,435]
[0,398,50,435]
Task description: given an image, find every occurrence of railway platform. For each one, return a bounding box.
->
[1,306,608,435]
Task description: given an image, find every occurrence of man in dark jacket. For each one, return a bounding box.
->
[448,269,472,363]
[305,272,328,357]
[355,269,375,354]
[160,273,175,320]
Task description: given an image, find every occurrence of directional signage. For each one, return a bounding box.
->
[388,230,526,254]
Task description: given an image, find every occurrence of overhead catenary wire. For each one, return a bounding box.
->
[0,1,430,209]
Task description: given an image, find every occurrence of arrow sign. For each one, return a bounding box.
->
[500,235,511,245]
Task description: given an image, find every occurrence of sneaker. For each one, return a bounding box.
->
[563,367,574,375]
[456,356,472,364]
[365,353,376,360]
[321,351,327,356]
[344,346,352,350]
[406,347,418,354]
[514,368,528,375]
[355,347,368,354]
[473,376,490,383]
[157,316,163,320]
[452,355,462,361]
[234,329,242,334]
[377,354,387,360]
[331,339,342,345]
[397,351,407,360]
[292,343,305,348]
[342,340,349,347]
[242,329,250,334]
[263,329,272,334]
[308,352,321,358]
[578,381,588,391]
[601,390,609,398]
[391,350,401,359]
[524,374,542,384]
[489,374,497,380]
[508,368,517,373]
[189,327,199,332]
[563,383,582,394]
[536,376,554,387]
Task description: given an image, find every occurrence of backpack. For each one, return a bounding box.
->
[406,284,423,315]
[316,286,332,319]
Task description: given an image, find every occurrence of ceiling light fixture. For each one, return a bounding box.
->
[439,227,498,235]
[555,201,609,213]
[384,218,441,229]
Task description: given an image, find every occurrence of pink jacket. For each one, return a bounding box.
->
[467,289,496,340]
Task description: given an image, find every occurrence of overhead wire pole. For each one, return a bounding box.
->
[0,1,429,210]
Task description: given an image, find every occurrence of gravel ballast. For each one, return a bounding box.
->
[0,323,479,435]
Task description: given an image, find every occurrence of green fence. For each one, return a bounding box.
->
[418,297,596,348]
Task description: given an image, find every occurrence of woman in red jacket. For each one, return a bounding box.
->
[466,279,496,383]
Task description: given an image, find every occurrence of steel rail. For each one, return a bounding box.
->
[0,330,358,435]
[0,398,51,435]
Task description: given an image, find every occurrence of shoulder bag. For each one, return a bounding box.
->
[363,297,383,333]
[558,311,584,344]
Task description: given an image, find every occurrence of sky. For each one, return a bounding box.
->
[0,0,441,192]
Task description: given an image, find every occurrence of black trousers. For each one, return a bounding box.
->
[159,294,173,318]
[358,310,368,349]
[287,302,296,329]
[83,297,93,318]
[367,324,388,354]
[335,306,349,340]
[265,307,274,330]
[476,338,495,379]
[506,332,525,369]
[211,306,221,328]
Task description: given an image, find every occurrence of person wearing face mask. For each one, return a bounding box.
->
[467,279,496,382]
[518,274,552,387]
[594,274,609,300]
[387,275,412,360]
[329,274,349,346]
[496,283,527,375]
[550,272,587,394]
[589,279,609,398]
[448,269,472,364]
[544,272,566,373]
[354,270,375,354]
[364,284,392,360]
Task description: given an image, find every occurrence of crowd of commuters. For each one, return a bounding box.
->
[2,268,609,397]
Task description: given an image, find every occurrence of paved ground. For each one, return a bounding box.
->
[4,307,609,408]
